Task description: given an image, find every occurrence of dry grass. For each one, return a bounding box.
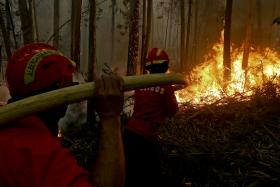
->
[160,81,280,187]
[60,81,280,187]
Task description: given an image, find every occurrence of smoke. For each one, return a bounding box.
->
[58,72,87,133]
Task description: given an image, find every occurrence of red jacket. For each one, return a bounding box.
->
[0,116,95,187]
[127,85,178,140]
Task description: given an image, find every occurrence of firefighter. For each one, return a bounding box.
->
[0,43,125,187]
[123,48,179,187]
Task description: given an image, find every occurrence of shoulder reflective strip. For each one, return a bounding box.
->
[24,49,62,84]
[145,60,166,66]
[146,61,152,66]
[153,60,166,64]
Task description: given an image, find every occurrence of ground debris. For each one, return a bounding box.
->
[160,81,280,187]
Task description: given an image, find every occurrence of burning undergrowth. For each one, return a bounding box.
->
[59,80,280,186]
[160,81,280,187]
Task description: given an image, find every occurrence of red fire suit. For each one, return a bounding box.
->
[0,116,96,187]
[124,85,178,187]
[126,85,178,140]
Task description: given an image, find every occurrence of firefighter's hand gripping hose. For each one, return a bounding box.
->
[93,64,124,118]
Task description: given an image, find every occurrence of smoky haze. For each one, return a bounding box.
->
[0,0,280,76]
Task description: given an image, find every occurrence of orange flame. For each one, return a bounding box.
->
[176,32,280,105]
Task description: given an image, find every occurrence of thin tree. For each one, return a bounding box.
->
[185,0,192,72]
[71,0,82,70]
[0,4,11,58]
[5,0,17,48]
[18,0,34,44]
[143,0,152,74]
[140,0,152,74]
[140,0,147,74]
[164,0,171,48]
[30,0,39,42]
[256,0,262,46]
[167,0,175,50]
[242,0,253,71]
[87,0,97,125]
[192,0,199,66]
[0,46,2,80]
[53,0,60,48]
[126,0,140,75]
[223,0,233,82]
[180,0,185,71]
[111,0,116,63]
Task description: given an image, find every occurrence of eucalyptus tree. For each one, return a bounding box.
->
[111,0,116,63]
[185,0,192,72]
[223,0,233,82]
[53,0,60,48]
[192,0,199,67]
[140,0,152,74]
[180,0,185,71]
[71,0,82,70]
[87,0,97,125]
[18,0,34,44]
[0,3,11,58]
[242,0,253,72]
[126,0,140,75]
[5,0,17,48]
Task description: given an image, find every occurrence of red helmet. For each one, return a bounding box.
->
[6,43,76,96]
[145,48,169,67]
[145,48,169,73]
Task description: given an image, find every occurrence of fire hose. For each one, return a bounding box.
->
[0,73,186,126]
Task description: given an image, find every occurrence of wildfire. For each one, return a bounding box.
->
[176,32,280,105]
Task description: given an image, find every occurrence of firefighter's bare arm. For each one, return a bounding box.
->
[92,73,125,187]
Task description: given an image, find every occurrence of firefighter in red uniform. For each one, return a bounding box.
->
[123,48,179,187]
[0,43,125,187]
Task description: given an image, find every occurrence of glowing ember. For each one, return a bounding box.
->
[176,32,280,105]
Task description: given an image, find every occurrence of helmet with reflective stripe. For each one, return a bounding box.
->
[145,48,169,73]
[6,43,76,97]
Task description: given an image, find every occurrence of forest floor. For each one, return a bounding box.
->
[159,81,280,187]
[61,81,280,187]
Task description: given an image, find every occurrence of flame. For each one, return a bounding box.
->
[176,32,280,105]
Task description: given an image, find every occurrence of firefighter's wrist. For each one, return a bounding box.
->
[99,115,121,129]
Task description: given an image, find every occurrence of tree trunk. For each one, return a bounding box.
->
[30,0,39,42]
[111,0,116,63]
[242,0,253,71]
[18,0,34,44]
[167,0,175,50]
[256,0,262,45]
[223,0,232,82]
[0,6,11,58]
[185,0,192,72]
[0,46,2,80]
[143,0,152,73]
[140,0,152,74]
[180,0,185,71]
[87,0,97,125]
[192,0,199,67]
[140,0,147,74]
[53,0,60,48]
[5,0,18,48]
[164,0,171,48]
[71,0,82,70]
[126,0,140,76]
